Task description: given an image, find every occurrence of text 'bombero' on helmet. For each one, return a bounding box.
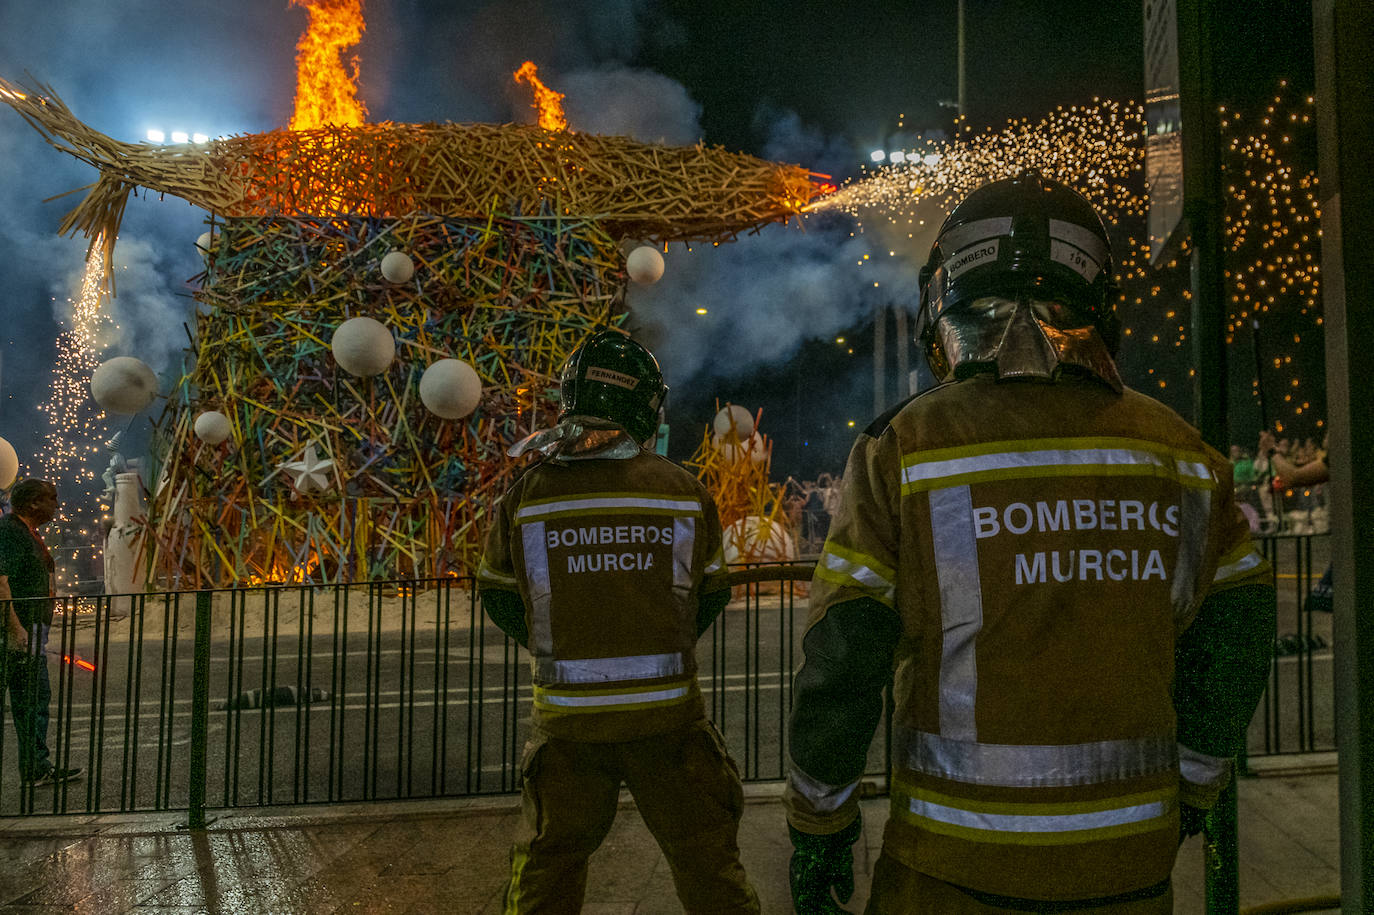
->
[559,330,668,444]
[916,171,1123,393]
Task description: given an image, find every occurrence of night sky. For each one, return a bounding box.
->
[0,0,1316,489]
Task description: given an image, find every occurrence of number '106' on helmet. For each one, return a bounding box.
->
[558,331,668,444]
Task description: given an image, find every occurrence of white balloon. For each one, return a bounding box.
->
[419,359,482,419]
[380,250,415,284]
[723,515,797,565]
[193,410,233,445]
[195,230,217,258]
[0,437,17,490]
[715,431,768,465]
[626,246,665,284]
[713,404,754,440]
[91,357,159,414]
[331,317,395,377]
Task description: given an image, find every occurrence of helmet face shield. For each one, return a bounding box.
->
[932,296,1123,391]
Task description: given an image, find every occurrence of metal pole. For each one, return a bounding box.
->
[187,589,211,829]
[1175,0,1238,904]
[873,303,887,416]
[1312,2,1374,909]
[895,306,910,398]
[957,0,966,119]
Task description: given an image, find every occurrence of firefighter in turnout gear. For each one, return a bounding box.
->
[784,174,1276,913]
[479,330,759,914]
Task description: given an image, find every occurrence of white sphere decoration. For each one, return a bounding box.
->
[193,410,233,445]
[380,249,415,284]
[419,359,482,420]
[195,230,217,258]
[626,245,665,284]
[716,431,768,465]
[331,317,395,377]
[0,437,18,490]
[91,356,159,414]
[724,515,797,565]
[713,403,754,440]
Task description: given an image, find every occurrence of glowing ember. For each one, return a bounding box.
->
[513,61,568,132]
[288,0,368,131]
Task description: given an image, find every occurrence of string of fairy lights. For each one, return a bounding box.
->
[34,241,111,593]
[815,86,1322,441]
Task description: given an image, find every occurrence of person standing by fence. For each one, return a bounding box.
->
[477,331,759,914]
[0,479,82,787]
[783,174,1276,913]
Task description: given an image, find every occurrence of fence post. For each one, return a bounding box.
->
[187,589,212,830]
[1203,777,1240,913]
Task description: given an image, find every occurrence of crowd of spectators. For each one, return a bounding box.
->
[1231,429,1330,535]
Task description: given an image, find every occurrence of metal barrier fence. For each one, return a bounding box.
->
[1251,531,1334,757]
[0,563,888,820]
[0,536,1326,820]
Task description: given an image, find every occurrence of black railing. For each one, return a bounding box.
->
[0,536,1327,819]
[1252,531,1334,756]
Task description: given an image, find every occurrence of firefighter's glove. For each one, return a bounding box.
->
[789,817,861,914]
[1178,803,1208,844]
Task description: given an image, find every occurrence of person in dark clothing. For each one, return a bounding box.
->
[0,479,82,786]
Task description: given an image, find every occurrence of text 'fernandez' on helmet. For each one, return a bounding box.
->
[558,330,668,444]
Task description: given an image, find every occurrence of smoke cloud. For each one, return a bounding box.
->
[629,218,923,387]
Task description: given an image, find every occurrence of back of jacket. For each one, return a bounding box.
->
[480,451,729,742]
[808,374,1270,900]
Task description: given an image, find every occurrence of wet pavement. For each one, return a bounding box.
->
[0,757,1342,913]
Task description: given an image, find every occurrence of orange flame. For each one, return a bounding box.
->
[245,554,322,586]
[289,0,368,131]
[513,61,568,132]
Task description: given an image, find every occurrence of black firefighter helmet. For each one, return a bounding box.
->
[917,172,1122,389]
[558,330,667,443]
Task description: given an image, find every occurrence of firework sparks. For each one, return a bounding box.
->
[35,240,111,593]
[809,100,1147,228]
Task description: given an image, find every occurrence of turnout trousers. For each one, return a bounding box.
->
[503,718,758,914]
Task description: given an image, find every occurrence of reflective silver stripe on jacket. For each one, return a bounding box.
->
[903,445,1214,491]
[535,684,690,708]
[704,546,726,576]
[521,522,554,658]
[817,546,897,605]
[536,652,684,685]
[1170,487,1213,621]
[1213,549,1264,583]
[908,790,1172,837]
[476,560,518,588]
[901,729,1178,788]
[788,763,860,815]
[515,495,701,522]
[673,516,696,593]
[930,485,983,741]
[1178,743,1232,790]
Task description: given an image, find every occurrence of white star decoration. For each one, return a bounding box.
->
[277,442,335,494]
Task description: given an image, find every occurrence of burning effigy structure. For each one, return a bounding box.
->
[0,16,815,585]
